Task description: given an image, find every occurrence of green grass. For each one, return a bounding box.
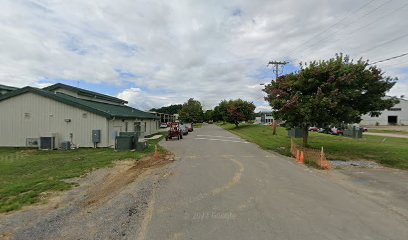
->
[0,136,163,213]
[193,123,203,128]
[367,129,408,135]
[220,123,408,170]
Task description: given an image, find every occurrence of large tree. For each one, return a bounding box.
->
[178,98,204,123]
[215,99,255,127]
[263,54,399,146]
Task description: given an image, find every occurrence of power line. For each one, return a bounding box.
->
[292,0,392,61]
[359,32,408,55]
[369,52,408,64]
[286,0,378,60]
[347,1,408,36]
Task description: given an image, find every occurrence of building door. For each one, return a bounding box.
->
[388,116,398,125]
[113,126,122,137]
[134,122,141,133]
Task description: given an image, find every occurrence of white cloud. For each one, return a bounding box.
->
[0,0,407,110]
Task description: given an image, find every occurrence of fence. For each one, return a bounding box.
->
[290,139,330,170]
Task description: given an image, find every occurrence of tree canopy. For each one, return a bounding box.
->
[214,99,255,127]
[204,110,214,122]
[178,98,204,123]
[263,54,399,146]
[150,104,183,115]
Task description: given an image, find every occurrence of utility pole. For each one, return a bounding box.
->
[267,61,288,135]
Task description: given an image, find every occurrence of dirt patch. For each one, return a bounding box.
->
[0,151,175,240]
[85,152,174,207]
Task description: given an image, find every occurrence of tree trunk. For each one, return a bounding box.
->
[272,120,277,135]
[234,121,239,128]
[302,126,309,147]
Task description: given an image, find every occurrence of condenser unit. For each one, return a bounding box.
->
[39,133,58,150]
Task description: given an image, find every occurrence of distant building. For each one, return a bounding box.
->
[149,111,177,123]
[359,97,408,126]
[0,84,18,96]
[255,111,274,124]
[0,83,160,148]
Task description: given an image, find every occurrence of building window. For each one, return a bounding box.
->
[389,108,402,111]
[125,122,129,132]
[144,122,147,132]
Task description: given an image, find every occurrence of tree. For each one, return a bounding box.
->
[204,110,214,122]
[150,104,183,115]
[263,54,399,146]
[214,99,255,127]
[213,100,229,122]
[178,98,204,123]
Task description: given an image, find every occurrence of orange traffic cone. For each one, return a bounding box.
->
[320,147,330,170]
[154,145,159,160]
[299,151,305,164]
[296,150,300,162]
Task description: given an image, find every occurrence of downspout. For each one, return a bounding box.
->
[107,118,110,148]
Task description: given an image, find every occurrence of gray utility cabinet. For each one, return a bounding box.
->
[115,132,144,150]
[288,128,304,138]
[344,127,363,138]
[115,136,134,150]
[92,130,101,143]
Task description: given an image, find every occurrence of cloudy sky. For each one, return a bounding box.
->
[1,0,407,111]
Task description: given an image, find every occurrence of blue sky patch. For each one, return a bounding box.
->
[64,34,89,55]
[232,8,242,16]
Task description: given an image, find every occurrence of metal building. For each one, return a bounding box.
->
[359,97,408,126]
[0,83,160,148]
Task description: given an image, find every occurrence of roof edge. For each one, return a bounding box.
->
[43,83,128,104]
[0,86,113,118]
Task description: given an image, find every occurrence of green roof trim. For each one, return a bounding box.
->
[0,84,18,91]
[43,83,128,104]
[0,87,159,120]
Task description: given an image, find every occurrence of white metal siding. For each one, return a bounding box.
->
[0,92,109,147]
[360,99,408,125]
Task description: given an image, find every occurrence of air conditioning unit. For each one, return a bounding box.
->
[39,133,58,150]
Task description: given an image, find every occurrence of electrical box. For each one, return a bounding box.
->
[136,140,148,151]
[344,127,363,139]
[119,131,140,142]
[288,128,304,138]
[92,130,101,143]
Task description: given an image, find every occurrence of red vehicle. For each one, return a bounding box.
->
[186,123,193,132]
[165,122,183,141]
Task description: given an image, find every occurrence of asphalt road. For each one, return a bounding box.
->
[142,124,408,240]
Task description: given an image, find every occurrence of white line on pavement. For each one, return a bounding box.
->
[194,137,249,144]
